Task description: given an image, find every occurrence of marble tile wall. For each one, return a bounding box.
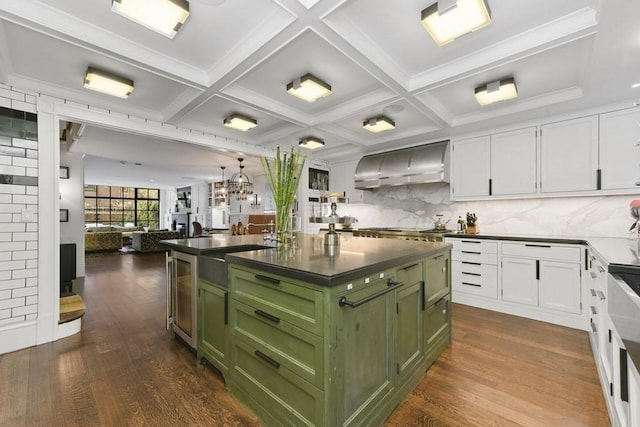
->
[336,183,638,239]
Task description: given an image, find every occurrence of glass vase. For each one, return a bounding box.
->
[276,204,294,248]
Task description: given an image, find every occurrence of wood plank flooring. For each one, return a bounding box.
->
[0,252,609,426]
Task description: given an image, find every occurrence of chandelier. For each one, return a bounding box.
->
[228,158,253,200]
[214,166,227,199]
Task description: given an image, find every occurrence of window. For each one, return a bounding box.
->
[84,185,160,228]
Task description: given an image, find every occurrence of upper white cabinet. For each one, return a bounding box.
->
[599,108,640,190]
[540,115,599,193]
[451,136,490,198]
[331,160,363,203]
[452,127,536,199]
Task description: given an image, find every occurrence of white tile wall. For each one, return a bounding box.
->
[0,86,38,326]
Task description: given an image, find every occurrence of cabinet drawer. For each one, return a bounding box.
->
[231,338,324,427]
[452,250,497,265]
[233,301,324,388]
[231,267,323,336]
[396,261,423,286]
[450,239,497,254]
[452,262,498,299]
[501,242,581,262]
[425,295,450,350]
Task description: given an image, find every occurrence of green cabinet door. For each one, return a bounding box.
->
[198,279,229,377]
[425,295,451,367]
[425,252,450,307]
[396,281,424,382]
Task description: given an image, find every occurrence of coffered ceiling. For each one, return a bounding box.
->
[1,0,639,187]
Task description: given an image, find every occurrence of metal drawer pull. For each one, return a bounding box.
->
[590,289,597,297]
[598,266,605,273]
[254,350,280,369]
[433,255,444,260]
[597,291,606,301]
[590,272,597,279]
[338,279,403,308]
[524,244,551,248]
[462,272,481,277]
[435,297,448,306]
[461,282,481,287]
[254,274,280,285]
[590,306,597,315]
[255,309,280,324]
[461,251,481,255]
[591,322,597,333]
[461,261,481,266]
[401,263,419,271]
[461,240,481,244]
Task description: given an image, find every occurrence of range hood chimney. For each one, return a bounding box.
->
[354,141,449,190]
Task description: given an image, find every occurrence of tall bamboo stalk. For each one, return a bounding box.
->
[261,146,306,245]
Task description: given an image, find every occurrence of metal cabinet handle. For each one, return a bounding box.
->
[461,240,481,244]
[590,272,597,279]
[525,244,551,248]
[338,279,403,308]
[590,289,597,297]
[461,251,481,255]
[462,272,481,277]
[401,263,419,271]
[621,348,629,403]
[597,291,606,301]
[435,296,447,306]
[254,274,280,285]
[461,261,481,266]
[590,306,597,315]
[590,322,597,333]
[254,350,280,369]
[461,282,481,287]
[598,266,605,273]
[255,309,280,324]
[224,292,228,325]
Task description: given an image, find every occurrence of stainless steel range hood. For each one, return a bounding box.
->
[354,141,449,189]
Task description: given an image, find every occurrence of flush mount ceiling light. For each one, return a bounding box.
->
[83,67,134,98]
[363,115,396,133]
[286,73,332,103]
[299,136,325,150]
[421,0,491,46]
[223,113,257,131]
[111,0,190,39]
[474,77,518,106]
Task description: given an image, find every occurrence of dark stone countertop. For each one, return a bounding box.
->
[160,234,269,255]
[226,233,450,287]
[444,232,587,246]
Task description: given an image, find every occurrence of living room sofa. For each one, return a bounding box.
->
[85,231,123,252]
[132,230,180,252]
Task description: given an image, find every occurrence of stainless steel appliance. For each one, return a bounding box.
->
[352,227,452,242]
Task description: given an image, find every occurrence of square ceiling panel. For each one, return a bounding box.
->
[419,36,593,119]
[3,21,197,117]
[327,0,596,79]
[33,0,291,73]
[223,29,388,120]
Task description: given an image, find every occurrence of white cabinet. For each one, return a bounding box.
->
[490,127,537,196]
[452,128,537,199]
[501,242,583,315]
[540,115,599,193]
[629,358,640,427]
[449,238,498,299]
[451,136,490,198]
[331,159,363,203]
[612,328,630,426]
[599,108,640,190]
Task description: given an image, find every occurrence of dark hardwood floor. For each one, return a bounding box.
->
[0,252,609,426]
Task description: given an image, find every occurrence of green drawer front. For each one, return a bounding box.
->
[232,338,324,427]
[425,294,451,348]
[425,253,451,307]
[396,261,423,286]
[231,267,323,336]
[233,300,324,388]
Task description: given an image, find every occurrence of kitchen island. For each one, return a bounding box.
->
[165,233,452,427]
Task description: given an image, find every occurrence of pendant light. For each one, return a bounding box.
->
[214,166,227,199]
[228,158,253,200]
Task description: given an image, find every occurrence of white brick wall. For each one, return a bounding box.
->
[0,89,39,326]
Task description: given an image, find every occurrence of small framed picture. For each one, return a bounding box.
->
[59,166,69,179]
[60,209,69,222]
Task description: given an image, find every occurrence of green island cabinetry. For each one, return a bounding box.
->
[197,279,229,376]
[222,240,452,427]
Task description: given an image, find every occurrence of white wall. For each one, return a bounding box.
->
[59,150,85,276]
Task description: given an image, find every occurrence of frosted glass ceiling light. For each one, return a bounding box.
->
[363,116,396,133]
[83,67,134,98]
[286,73,332,102]
[299,136,325,150]
[421,0,491,46]
[223,113,257,131]
[474,77,518,106]
[111,0,190,39]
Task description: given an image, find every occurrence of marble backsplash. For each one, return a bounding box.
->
[335,183,639,239]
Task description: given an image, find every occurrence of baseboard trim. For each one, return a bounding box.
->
[57,318,82,340]
[0,321,37,355]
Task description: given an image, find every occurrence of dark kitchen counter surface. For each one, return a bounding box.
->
[444,232,587,245]
[160,234,269,255]
[226,233,450,287]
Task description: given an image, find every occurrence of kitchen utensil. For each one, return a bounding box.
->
[630,200,640,234]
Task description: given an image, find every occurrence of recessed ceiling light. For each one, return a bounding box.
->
[632,82,640,88]
[111,0,190,39]
[421,0,492,46]
[286,73,332,103]
[84,67,134,98]
[299,136,325,150]
[363,116,396,133]
[474,77,518,106]
[223,113,257,131]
